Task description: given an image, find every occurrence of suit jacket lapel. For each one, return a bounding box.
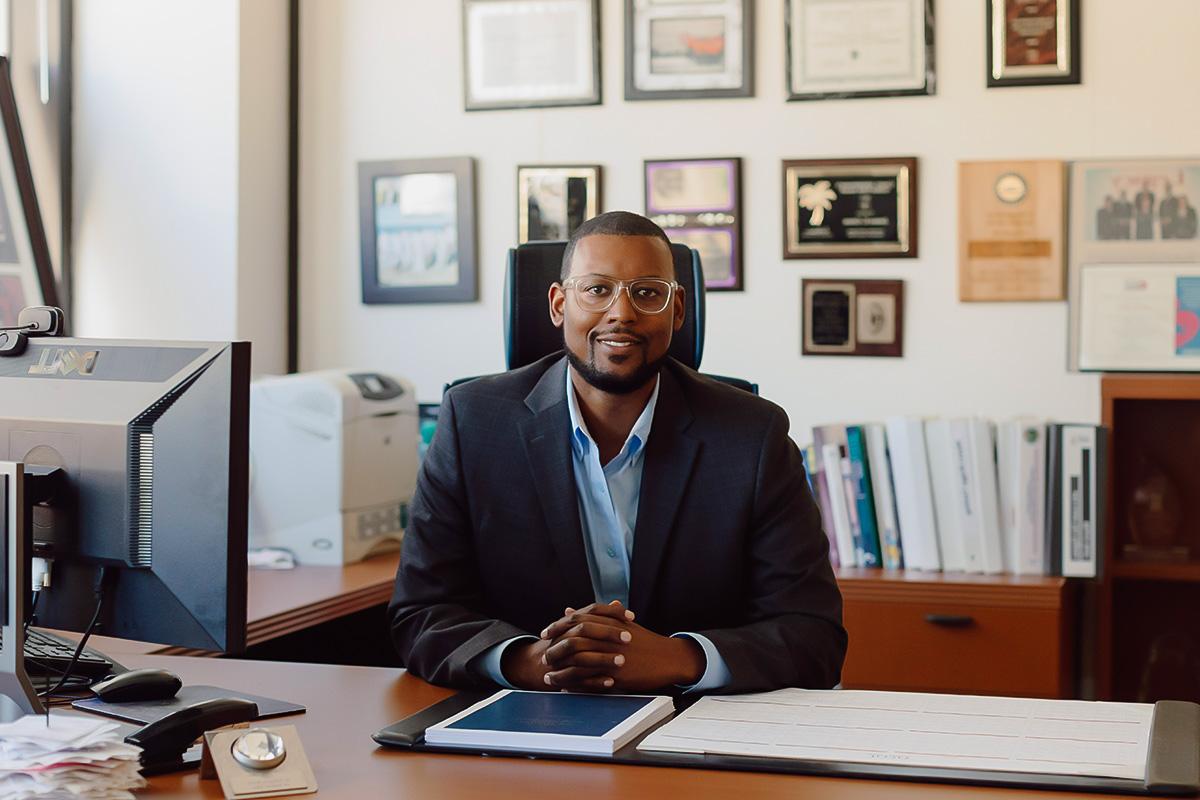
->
[628,365,699,615]
[520,357,594,603]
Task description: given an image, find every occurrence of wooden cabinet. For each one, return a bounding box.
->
[837,568,1076,698]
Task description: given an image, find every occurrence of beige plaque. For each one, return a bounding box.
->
[958,160,1065,301]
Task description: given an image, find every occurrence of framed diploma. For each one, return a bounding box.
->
[517,165,602,244]
[987,0,1081,87]
[625,0,753,101]
[1078,263,1200,372]
[1068,159,1200,370]
[0,58,56,326]
[802,279,904,357]
[462,0,601,111]
[958,160,1065,302]
[783,157,917,259]
[645,157,743,291]
[785,0,934,101]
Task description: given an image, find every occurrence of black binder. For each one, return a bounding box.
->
[374,692,1200,796]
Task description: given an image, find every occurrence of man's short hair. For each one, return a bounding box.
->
[560,211,673,280]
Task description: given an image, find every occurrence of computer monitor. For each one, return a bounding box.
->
[0,336,249,711]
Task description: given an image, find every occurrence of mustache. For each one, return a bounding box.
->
[589,328,647,344]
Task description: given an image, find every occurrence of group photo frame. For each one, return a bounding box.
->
[358,157,478,305]
[624,0,754,101]
[645,157,743,291]
[517,165,602,244]
[785,0,934,101]
[462,0,602,111]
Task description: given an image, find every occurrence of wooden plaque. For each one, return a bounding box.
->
[958,160,1065,302]
[802,279,904,357]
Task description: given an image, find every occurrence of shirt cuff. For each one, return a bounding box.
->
[671,632,732,693]
[475,635,538,689]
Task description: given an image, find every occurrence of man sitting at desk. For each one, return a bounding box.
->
[388,211,845,695]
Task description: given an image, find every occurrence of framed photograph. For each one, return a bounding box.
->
[958,160,1065,302]
[802,279,904,357]
[645,157,743,291]
[462,0,601,111]
[1068,159,1200,370]
[0,58,56,326]
[785,0,934,101]
[987,0,1081,87]
[625,0,753,101]
[783,157,917,259]
[358,157,477,305]
[517,165,602,244]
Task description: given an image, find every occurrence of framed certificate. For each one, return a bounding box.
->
[0,58,56,326]
[625,0,753,101]
[802,279,904,357]
[645,157,743,291]
[785,0,934,101]
[358,157,477,304]
[517,165,602,244]
[987,0,1081,87]
[1068,159,1200,370]
[1079,263,1200,372]
[462,0,601,111]
[783,157,917,259]
[958,160,1065,302]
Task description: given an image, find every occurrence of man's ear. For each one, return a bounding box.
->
[672,286,686,332]
[548,283,566,328]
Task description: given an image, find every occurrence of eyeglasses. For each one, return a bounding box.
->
[560,275,678,315]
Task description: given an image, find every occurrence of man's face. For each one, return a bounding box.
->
[549,234,685,395]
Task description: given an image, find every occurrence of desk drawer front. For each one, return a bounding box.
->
[841,598,1067,697]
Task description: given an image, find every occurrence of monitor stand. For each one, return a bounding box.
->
[1,461,45,716]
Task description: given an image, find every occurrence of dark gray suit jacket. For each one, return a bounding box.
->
[388,353,846,693]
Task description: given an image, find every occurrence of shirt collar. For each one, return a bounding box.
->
[566,367,661,461]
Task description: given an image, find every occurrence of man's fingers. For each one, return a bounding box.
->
[544,666,615,689]
[543,636,624,666]
[541,612,636,641]
[546,651,625,670]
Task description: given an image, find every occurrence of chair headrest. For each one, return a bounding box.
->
[503,241,706,370]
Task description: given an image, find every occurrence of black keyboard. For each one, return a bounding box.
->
[23,628,115,680]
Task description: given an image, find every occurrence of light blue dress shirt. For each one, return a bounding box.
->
[476,368,732,692]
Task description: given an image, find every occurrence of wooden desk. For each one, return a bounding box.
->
[128,655,1126,799]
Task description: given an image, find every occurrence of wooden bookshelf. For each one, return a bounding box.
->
[1099,374,1200,703]
[836,567,1075,698]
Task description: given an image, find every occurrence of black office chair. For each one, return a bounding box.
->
[447,241,757,394]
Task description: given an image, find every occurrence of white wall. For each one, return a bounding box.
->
[299,0,1200,439]
[74,0,288,377]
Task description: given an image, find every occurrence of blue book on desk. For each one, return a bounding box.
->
[424,690,674,756]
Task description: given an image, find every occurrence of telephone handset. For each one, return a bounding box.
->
[126,697,259,774]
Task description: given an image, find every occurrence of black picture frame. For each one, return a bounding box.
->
[785,0,934,101]
[516,165,603,245]
[801,278,905,358]
[624,0,754,101]
[0,57,57,327]
[986,0,1081,88]
[358,157,477,305]
[645,157,744,292]
[462,0,602,111]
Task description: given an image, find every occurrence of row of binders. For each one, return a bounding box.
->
[804,418,1106,578]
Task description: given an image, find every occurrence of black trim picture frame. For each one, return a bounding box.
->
[785,0,934,101]
[517,165,602,245]
[987,0,1081,88]
[645,157,744,292]
[358,157,477,305]
[802,279,905,358]
[0,57,57,327]
[624,0,754,101]
[462,0,602,111]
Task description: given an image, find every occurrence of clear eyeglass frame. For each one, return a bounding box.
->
[560,275,679,315]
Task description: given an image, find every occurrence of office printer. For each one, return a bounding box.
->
[248,369,418,565]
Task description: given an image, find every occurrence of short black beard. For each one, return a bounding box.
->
[565,341,666,395]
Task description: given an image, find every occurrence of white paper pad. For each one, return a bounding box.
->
[638,689,1154,781]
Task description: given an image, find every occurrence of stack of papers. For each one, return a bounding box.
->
[0,714,145,799]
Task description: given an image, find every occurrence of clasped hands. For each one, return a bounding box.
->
[501,600,705,693]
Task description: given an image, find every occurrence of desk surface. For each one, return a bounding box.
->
[125,655,1130,800]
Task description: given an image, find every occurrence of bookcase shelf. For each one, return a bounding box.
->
[1099,374,1200,704]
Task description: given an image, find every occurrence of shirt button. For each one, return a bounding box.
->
[607,546,617,558]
